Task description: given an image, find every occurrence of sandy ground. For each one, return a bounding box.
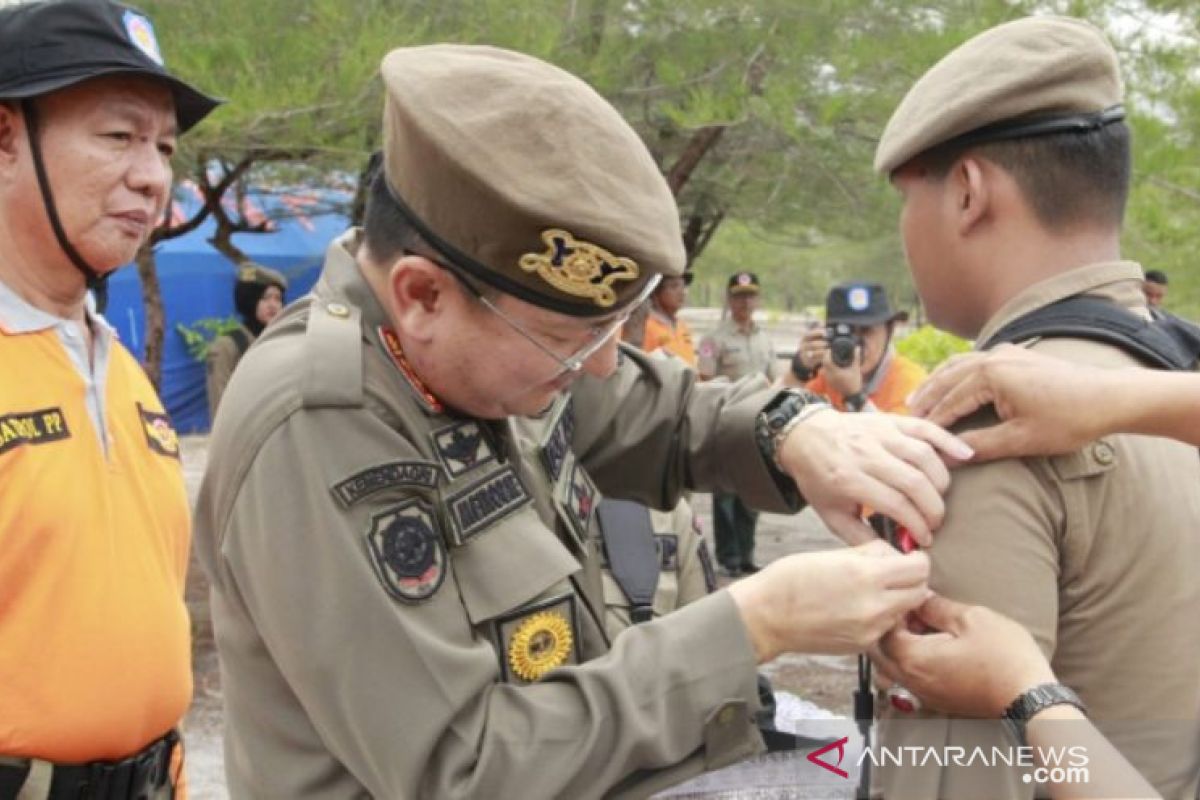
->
[178,434,860,799]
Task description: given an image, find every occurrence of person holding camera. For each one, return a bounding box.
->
[787,282,926,414]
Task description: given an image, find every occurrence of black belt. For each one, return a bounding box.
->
[0,730,177,800]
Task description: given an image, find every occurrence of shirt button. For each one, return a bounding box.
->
[1092,441,1115,466]
[717,705,737,726]
[327,302,350,318]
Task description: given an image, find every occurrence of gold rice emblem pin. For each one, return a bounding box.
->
[518,229,639,308]
[507,610,574,682]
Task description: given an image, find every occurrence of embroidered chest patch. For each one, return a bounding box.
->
[431,420,495,478]
[365,499,446,603]
[539,398,575,483]
[137,403,179,459]
[552,453,598,552]
[445,466,532,544]
[0,407,71,455]
[655,534,680,572]
[495,594,581,685]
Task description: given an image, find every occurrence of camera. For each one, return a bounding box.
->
[825,322,862,368]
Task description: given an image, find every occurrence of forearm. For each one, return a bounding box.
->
[1025,705,1159,800]
[1107,369,1200,446]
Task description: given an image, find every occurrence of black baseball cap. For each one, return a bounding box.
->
[727,271,760,294]
[826,282,907,325]
[0,0,220,132]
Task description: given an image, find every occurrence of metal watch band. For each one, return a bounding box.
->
[1002,682,1087,746]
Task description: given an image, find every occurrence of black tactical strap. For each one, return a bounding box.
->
[983,296,1200,370]
[596,498,659,623]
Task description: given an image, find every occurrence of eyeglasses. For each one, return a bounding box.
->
[469,272,661,375]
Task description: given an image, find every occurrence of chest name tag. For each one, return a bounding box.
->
[539,397,575,483]
[138,403,180,459]
[0,407,70,455]
[446,465,531,545]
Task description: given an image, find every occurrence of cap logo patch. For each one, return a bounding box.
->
[519,229,639,308]
[737,274,752,286]
[123,10,164,67]
[848,287,870,311]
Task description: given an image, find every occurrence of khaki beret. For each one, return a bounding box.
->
[380,44,683,317]
[875,16,1123,175]
[237,263,288,290]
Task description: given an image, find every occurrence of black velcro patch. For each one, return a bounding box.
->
[697,538,717,594]
[430,420,495,478]
[539,398,575,483]
[332,460,441,508]
[656,534,680,572]
[0,407,71,455]
[446,466,531,544]
[365,499,446,604]
[137,403,180,459]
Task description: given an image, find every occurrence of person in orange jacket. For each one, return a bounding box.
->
[0,1,218,797]
[787,282,926,414]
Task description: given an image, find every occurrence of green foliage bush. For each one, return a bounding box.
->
[895,325,972,372]
[176,317,242,362]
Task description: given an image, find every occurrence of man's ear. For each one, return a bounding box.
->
[949,155,991,237]
[0,102,25,179]
[387,255,451,342]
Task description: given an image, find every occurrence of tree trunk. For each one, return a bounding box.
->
[665,125,726,196]
[209,221,251,267]
[136,242,165,390]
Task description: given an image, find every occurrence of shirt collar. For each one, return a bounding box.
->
[975,261,1146,346]
[0,276,114,337]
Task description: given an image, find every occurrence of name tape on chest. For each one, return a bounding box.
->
[445,465,532,544]
[0,407,71,455]
[137,403,180,459]
[331,460,442,508]
[365,498,446,603]
[539,397,576,483]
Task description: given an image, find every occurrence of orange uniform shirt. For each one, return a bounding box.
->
[641,309,697,367]
[806,352,927,414]
[0,291,191,762]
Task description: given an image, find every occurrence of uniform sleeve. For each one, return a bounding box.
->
[875,416,1063,800]
[213,408,765,799]
[205,336,237,420]
[571,344,802,514]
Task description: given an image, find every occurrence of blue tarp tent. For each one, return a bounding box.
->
[105,183,351,433]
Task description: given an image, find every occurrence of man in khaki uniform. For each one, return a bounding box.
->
[195,45,962,799]
[698,271,778,576]
[870,17,1200,799]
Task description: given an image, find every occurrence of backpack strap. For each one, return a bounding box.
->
[596,498,660,623]
[983,296,1200,371]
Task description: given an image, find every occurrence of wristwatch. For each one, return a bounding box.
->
[1002,683,1087,746]
[844,391,868,412]
[754,389,830,469]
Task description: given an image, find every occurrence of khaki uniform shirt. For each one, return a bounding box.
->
[876,262,1200,800]
[698,318,778,382]
[194,230,805,799]
[205,325,253,419]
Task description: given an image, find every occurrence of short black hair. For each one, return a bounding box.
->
[1144,269,1168,285]
[362,171,424,265]
[361,171,499,301]
[918,120,1131,231]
